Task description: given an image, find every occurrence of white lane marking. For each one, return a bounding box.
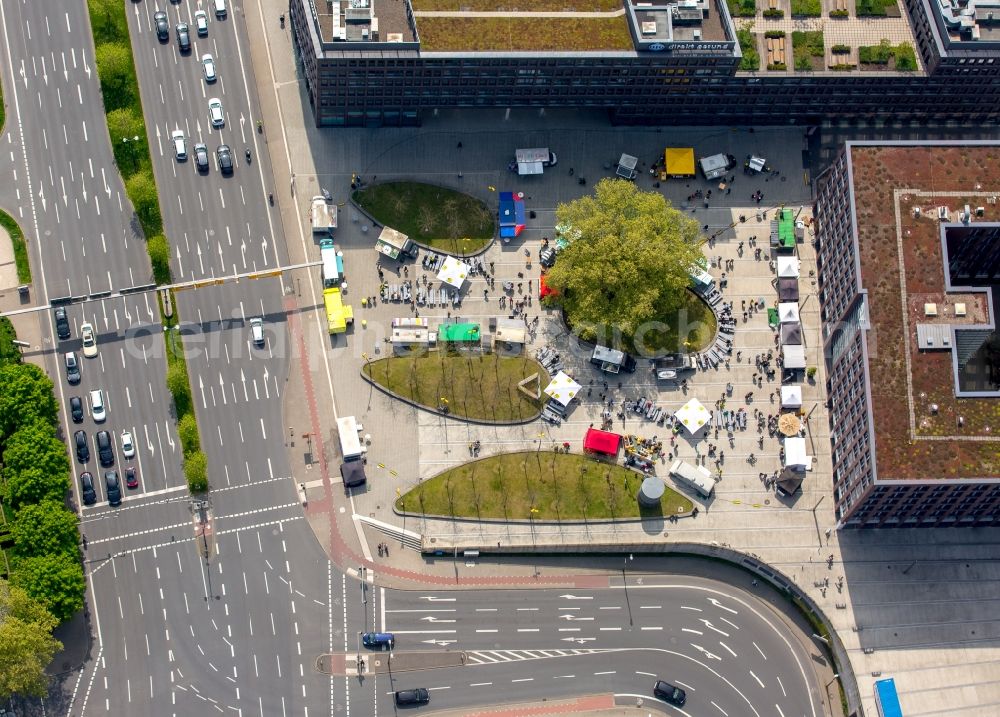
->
[469,682,492,687]
[510,678,533,683]
[753,641,767,659]
[720,642,737,657]
[749,670,765,689]
[636,671,656,677]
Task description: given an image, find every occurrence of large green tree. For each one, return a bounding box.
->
[0,363,58,441]
[9,553,86,623]
[11,500,81,559]
[544,178,704,341]
[0,579,61,700]
[2,421,70,510]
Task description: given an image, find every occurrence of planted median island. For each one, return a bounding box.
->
[362,352,549,422]
[352,181,494,254]
[396,451,694,521]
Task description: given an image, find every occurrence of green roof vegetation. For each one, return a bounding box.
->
[352,182,493,254]
[737,24,760,70]
[363,352,549,422]
[859,39,916,70]
[727,0,757,17]
[395,451,694,521]
[413,0,622,9]
[855,0,899,16]
[792,30,824,70]
[416,16,634,52]
[790,0,821,16]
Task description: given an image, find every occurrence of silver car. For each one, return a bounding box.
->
[202,54,216,83]
[208,98,224,127]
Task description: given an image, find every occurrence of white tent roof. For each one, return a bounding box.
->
[781,385,803,408]
[437,256,470,288]
[782,344,806,369]
[675,397,711,434]
[778,302,800,323]
[777,256,800,278]
[544,371,581,406]
[784,436,809,468]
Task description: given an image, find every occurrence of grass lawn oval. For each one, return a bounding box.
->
[395,450,694,521]
[352,181,494,255]
[362,352,548,423]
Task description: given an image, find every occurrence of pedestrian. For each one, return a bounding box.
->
[457,141,463,149]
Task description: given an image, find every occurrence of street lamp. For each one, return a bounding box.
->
[823,673,840,715]
[622,553,634,626]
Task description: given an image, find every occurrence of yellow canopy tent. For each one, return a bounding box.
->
[664,147,695,177]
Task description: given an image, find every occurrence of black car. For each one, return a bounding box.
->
[176,22,191,52]
[54,306,71,339]
[194,143,209,173]
[70,395,85,423]
[105,471,122,507]
[96,430,114,467]
[653,680,686,707]
[65,351,81,384]
[154,11,169,41]
[394,688,430,706]
[80,472,97,505]
[74,430,90,463]
[217,144,233,175]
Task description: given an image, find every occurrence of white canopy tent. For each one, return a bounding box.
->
[778,302,800,323]
[675,397,711,434]
[783,436,809,469]
[781,385,803,408]
[777,256,800,279]
[782,344,806,369]
[437,256,470,288]
[544,371,582,407]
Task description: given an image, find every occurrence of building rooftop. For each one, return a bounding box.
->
[846,144,1000,481]
[410,0,728,52]
[314,0,416,45]
[934,0,1000,43]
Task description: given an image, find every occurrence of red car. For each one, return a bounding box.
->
[125,466,139,489]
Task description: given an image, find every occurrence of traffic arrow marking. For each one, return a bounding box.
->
[559,595,593,600]
[561,637,596,644]
[421,639,456,646]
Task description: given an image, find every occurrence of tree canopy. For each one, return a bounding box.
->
[0,363,59,441]
[2,421,70,510]
[0,579,61,700]
[544,179,704,341]
[11,500,81,558]
[9,553,86,623]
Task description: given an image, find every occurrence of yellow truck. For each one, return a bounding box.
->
[324,288,353,334]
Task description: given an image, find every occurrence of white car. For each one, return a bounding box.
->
[250,317,264,346]
[172,129,187,160]
[194,9,208,35]
[202,54,216,83]
[80,322,98,358]
[208,98,224,127]
[121,430,135,459]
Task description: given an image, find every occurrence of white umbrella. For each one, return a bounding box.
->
[778,302,800,323]
[544,371,582,406]
[437,256,470,288]
[675,397,711,434]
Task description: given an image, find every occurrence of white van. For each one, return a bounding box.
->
[337,416,364,462]
[214,0,227,17]
[90,389,106,423]
[669,459,715,498]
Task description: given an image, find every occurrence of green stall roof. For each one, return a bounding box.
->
[438,323,481,342]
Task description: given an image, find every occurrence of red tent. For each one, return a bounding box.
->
[539,274,558,299]
[583,428,622,456]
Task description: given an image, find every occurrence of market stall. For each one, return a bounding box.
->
[783,436,809,469]
[675,397,711,434]
[544,371,582,407]
[437,255,470,289]
[780,385,803,408]
[583,428,622,456]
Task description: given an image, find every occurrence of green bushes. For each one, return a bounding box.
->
[859,40,916,70]
[161,297,206,493]
[855,0,897,15]
[763,8,784,17]
[829,8,849,15]
[0,210,30,284]
[765,30,786,38]
[737,25,760,70]
[86,0,169,279]
[791,0,821,15]
[727,0,757,16]
[0,317,19,366]
[831,44,850,54]
[792,30,824,70]
[148,234,171,287]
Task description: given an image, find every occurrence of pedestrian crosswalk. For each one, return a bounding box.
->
[465,648,612,665]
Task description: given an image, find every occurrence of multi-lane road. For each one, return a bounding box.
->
[0,0,826,715]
